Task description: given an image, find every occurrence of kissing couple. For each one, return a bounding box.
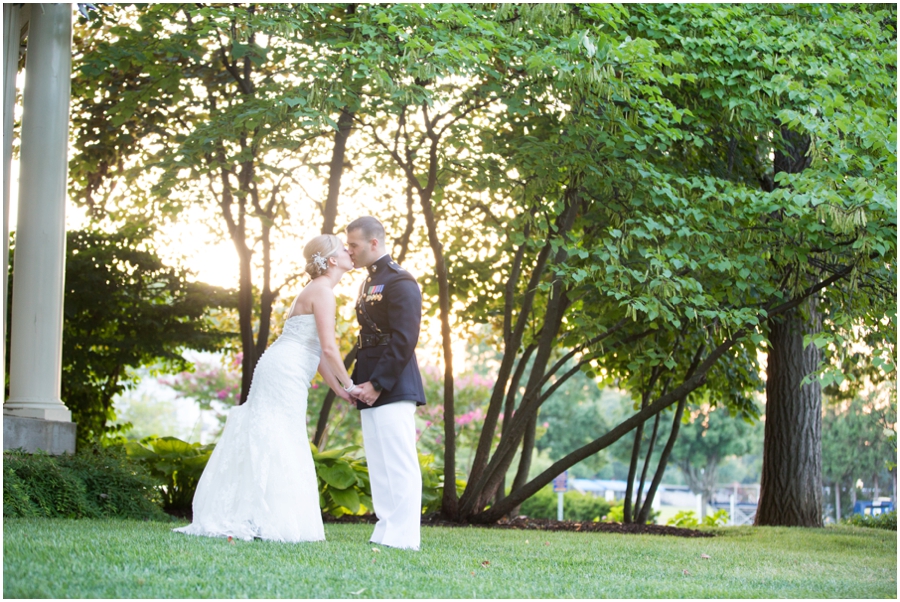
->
[175,216,426,551]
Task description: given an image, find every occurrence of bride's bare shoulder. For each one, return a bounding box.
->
[290,280,334,316]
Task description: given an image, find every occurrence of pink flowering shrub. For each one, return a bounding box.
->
[158,353,243,437]
[417,366,501,471]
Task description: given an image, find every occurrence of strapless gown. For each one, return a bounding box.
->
[174,314,325,542]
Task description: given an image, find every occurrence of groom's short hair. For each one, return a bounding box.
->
[347,216,385,245]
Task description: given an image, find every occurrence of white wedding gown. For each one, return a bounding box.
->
[174,314,325,543]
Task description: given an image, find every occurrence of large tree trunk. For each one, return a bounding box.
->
[755,299,823,527]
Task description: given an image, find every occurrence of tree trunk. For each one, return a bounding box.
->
[472,329,745,524]
[510,415,537,502]
[755,298,824,527]
[415,114,457,517]
[700,457,719,521]
[623,419,645,523]
[634,412,661,522]
[321,108,354,235]
[313,346,357,447]
[891,468,897,507]
[393,170,415,264]
[494,344,534,508]
[306,107,355,432]
[637,395,688,524]
[237,247,256,405]
[834,482,841,521]
[459,194,580,519]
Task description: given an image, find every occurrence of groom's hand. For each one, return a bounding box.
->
[355,382,381,406]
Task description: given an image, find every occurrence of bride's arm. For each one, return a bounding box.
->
[311,286,357,394]
[317,358,352,401]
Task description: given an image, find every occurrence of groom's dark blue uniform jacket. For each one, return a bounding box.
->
[352,255,426,410]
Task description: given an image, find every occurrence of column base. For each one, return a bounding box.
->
[3,414,76,455]
[4,400,72,422]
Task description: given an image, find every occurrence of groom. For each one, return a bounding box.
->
[345,216,425,550]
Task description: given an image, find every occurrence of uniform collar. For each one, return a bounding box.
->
[367,254,391,275]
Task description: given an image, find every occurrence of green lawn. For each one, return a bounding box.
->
[3,518,896,598]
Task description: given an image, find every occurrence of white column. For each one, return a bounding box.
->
[2,4,21,407]
[4,3,72,422]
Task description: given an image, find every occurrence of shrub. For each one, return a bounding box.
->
[122,436,460,518]
[666,509,728,528]
[311,444,372,517]
[842,510,896,531]
[601,500,661,524]
[519,486,612,522]
[605,502,625,523]
[124,436,213,513]
[666,510,700,528]
[3,446,166,520]
[420,453,466,515]
[703,509,730,527]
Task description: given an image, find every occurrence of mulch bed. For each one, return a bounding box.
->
[323,514,714,538]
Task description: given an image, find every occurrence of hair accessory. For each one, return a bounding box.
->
[311,252,328,275]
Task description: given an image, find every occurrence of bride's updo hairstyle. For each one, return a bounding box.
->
[303,234,341,279]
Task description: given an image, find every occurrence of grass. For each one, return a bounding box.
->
[3,518,896,598]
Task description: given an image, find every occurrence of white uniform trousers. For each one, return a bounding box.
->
[360,401,421,550]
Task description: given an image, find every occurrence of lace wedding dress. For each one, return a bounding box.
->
[174,314,325,543]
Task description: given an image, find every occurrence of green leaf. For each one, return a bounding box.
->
[328,486,361,513]
[318,461,357,489]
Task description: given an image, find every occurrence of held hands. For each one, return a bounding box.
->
[346,385,364,402]
[350,381,381,406]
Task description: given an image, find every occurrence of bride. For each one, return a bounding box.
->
[174,234,359,543]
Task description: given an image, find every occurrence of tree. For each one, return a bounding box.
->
[822,385,896,519]
[65,4,896,526]
[69,4,363,404]
[670,404,762,519]
[534,378,620,480]
[451,3,893,524]
[6,226,233,446]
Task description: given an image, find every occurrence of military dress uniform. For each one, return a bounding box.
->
[353,254,425,550]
